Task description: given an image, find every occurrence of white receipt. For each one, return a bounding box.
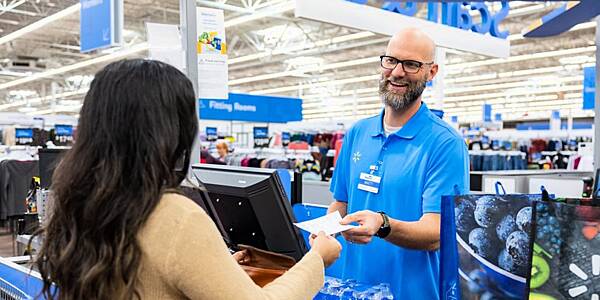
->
[294,211,357,236]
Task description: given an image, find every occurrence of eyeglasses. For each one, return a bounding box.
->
[380,55,433,74]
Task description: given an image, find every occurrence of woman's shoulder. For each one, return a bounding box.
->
[155,192,209,220]
[143,192,211,233]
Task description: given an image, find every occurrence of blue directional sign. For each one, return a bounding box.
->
[80,0,123,52]
[200,93,303,123]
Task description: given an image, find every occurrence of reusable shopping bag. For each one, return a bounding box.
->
[440,188,547,300]
[528,200,600,299]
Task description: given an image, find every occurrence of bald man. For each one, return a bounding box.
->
[327,28,469,299]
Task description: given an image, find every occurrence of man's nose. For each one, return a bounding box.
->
[390,63,406,77]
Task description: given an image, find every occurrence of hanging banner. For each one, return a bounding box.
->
[196,7,228,99]
[583,67,595,110]
[199,93,303,123]
[296,0,510,58]
[80,0,123,53]
[482,104,492,122]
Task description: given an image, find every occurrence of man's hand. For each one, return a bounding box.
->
[339,210,383,244]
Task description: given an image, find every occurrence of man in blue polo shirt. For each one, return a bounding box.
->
[328,28,469,299]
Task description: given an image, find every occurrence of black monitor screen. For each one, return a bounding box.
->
[39,148,68,189]
[191,164,307,261]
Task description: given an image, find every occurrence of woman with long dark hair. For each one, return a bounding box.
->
[34,59,341,299]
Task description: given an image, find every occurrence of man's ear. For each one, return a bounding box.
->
[428,64,439,82]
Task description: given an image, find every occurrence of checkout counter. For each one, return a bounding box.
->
[470,170,593,197]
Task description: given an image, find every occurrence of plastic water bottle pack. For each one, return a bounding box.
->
[315,276,394,300]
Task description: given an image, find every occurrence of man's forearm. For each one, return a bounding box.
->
[384,215,440,251]
[328,201,348,217]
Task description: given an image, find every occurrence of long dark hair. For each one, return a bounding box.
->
[34,59,198,299]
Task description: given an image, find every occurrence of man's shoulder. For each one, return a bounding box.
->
[424,111,463,142]
[349,114,380,133]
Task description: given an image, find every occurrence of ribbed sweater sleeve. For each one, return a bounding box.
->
[162,197,325,300]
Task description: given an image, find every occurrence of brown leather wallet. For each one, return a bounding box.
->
[236,244,297,287]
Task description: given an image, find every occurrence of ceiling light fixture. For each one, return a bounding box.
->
[0,43,149,91]
[0,3,80,46]
[224,0,294,27]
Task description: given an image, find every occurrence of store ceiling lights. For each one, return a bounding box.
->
[0,88,88,111]
[0,3,79,46]
[559,55,594,65]
[223,0,294,27]
[0,42,150,91]
[0,0,296,100]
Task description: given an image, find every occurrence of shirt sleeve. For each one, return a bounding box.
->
[166,209,325,300]
[329,128,354,202]
[422,136,469,214]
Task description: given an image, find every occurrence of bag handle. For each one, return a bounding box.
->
[540,185,551,202]
[495,181,506,195]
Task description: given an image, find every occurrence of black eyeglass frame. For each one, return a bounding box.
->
[379,55,434,74]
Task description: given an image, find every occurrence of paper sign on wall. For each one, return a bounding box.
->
[196,7,228,99]
[146,23,185,71]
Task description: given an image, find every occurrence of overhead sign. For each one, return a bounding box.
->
[583,66,595,110]
[15,128,33,145]
[80,0,123,53]
[282,132,291,147]
[483,104,492,122]
[206,127,218,142]
[523,0,600,38]
[197,7,228,99]
[367,1,509,39]
[199,93,303,123]
[55,124,73,136]
[253,127,269,148]
[296,0,510,58]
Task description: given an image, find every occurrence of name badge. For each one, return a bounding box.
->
[357,172,381,194]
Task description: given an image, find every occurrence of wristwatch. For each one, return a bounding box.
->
[375,211,391,238]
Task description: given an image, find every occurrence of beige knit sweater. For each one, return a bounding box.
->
[136,193,325,299]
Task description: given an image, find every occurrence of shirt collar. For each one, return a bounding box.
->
[371,102,430,140]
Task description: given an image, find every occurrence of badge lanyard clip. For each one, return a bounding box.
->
[369,165,378,175]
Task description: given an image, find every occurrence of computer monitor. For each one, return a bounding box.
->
[39,148,68,189]
[191,164,308,261]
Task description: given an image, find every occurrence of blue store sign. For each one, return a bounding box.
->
[55,124,73,136]
[199,93,303,123]
[583,66,595,110]
[482,104,492,122]
[80,0,123,53]
[253,126,270,148]
[206,127,218,142]
[346,1,509,39]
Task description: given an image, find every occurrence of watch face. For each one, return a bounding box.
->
[377,226,391,238]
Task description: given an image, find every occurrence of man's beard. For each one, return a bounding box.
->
[378,74,427,112]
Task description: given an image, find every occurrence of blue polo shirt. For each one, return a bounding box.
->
[330,102,469,299]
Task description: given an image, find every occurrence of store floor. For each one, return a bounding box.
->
[0,226,15,257]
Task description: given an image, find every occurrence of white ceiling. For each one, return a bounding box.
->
[0,0,596,124]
